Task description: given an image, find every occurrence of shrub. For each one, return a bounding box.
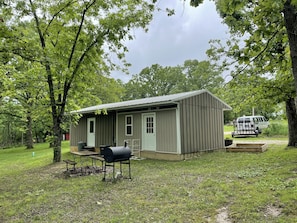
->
[262,123,288,136]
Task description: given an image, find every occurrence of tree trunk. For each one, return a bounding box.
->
[283,2,297,147]
[25,111,34,149]
[52,117,63,162]
[286,97,297,146]
[284,2,297,95]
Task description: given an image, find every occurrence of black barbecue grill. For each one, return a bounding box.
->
[101,142,132,181]
[104,146,131,162]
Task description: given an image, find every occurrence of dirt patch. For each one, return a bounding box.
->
[264,205,282,217]
[216,207,231,223]
[34,162,107,179]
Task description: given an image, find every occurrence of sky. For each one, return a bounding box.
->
[111,0,230,83]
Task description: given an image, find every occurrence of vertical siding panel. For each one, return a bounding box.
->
[207,94,212,150]
[156,109,177,153]
[192,97,197,151]
[183,101,188,153]
[201,95,206,151]
[198,96,203,150]
[178,92,226,154]
[187,100,192,152]
[193,96,198,151]
[188,98,193,152]
[212,102,216,149]
[117,114,124,145]
[179,104,183,153]
[95,114,114,147]
[180,102,185,154]
[216,99,220,147]
[181,102,185,152]
[181,102,186,152]
[208,94,213,150]
[211,108,216,150]
[205,94,209,150]
[70,116,87,147]
[208,94,214,150]
[195,96,200,151]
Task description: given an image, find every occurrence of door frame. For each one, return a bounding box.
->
[87,117,96,147]
[141,113,156,151]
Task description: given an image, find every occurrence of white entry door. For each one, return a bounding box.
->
[87,117,96,147]
[142,113,156,151]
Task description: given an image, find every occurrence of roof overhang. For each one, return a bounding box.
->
[71,90,232,115]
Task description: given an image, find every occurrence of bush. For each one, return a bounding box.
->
[262,123,288,136]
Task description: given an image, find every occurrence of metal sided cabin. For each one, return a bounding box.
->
[70,90,232,160]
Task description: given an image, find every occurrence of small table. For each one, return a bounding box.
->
[71,151,99,156]
[71,151,99,173]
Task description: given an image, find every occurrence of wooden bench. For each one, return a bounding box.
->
[63,159,77,171]
[89,156,105,170]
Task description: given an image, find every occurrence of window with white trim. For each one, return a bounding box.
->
[125,115,133,136]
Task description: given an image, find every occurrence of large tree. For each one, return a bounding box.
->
[123,60,223,100]
[4,59,48,149]
[0,0,156,162]
[180,59,224,93]
[191,0,297,146]
[0,98,24,148]
[123,64,184,100]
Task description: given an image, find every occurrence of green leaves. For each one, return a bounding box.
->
[190,0,204,7]
[123,60,224,100]
[205,0,295,119]
[0,0,157,156]
[1,0,156,108]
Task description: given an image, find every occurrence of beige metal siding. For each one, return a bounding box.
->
[180,92,225,153]
[117,109,177,152]
[70,116,87,147]
[156,109,177,153]
[70,114,115,148]
[117,113,142,147]
[95,114,115,146]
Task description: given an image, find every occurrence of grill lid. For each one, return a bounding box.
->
[104,146,131,163]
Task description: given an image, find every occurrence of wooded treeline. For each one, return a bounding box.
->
[1,0,297,156]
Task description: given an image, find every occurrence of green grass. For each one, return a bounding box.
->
[1,140,297,222]
[224,124,234,132]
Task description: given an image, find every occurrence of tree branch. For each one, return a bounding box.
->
[29,0,57,119]
[0,48,42,63]
[0,112,23,119]
[233,29,280,78]
[43,0,77,37]
[61,28,109,116]
[29,0,46,49]
[68,0,97,68]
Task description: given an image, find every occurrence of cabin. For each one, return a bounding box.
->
[70,90,231,160]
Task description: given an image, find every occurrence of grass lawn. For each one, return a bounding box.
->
[1,140,297,222]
